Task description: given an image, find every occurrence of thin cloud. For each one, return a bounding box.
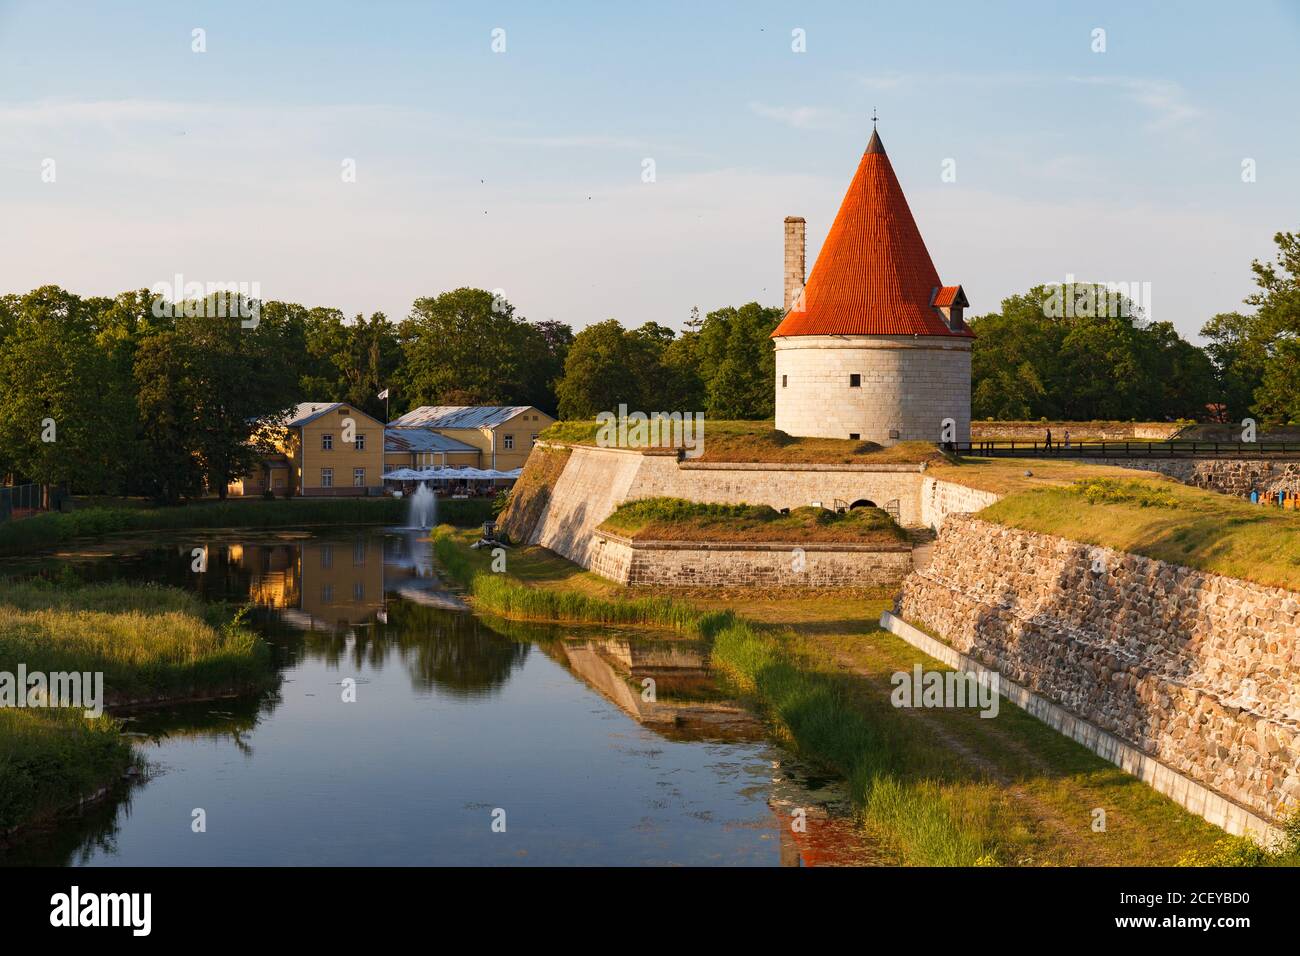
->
[1069,76,1202,130]
[855,71,910,91]
[748,102,845,130]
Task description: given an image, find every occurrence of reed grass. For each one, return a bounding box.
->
[0,581,275,704]
[433,526,994,865]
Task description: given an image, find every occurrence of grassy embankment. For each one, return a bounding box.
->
[0,496,494,556]
[0,580,275,837]
[967,473,1300,591]
[599,498,908,544]
[431,526,1295,865]
[540,419,940,465]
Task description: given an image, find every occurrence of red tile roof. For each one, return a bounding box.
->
[773,130,972,338]
[933,285,964,308]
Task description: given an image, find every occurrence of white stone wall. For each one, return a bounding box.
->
[527,444,933,567]
[530,445,645,565]
[774,334,971,445]
[591,532,913,588]
[637,459,926,525]
[919,476,1002,530]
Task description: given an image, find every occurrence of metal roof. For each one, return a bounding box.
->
[387,406,536,429]
[384,427,479,454]
[282,402,383,428]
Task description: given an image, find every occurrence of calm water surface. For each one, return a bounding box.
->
[2,527,874,866]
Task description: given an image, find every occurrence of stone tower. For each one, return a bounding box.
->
[772,128,972,446]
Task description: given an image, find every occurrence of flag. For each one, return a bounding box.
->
[377,388,389,399]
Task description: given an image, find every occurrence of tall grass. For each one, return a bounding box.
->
[432,527,994,865]
[0,708,132,833]
[0,496,493,554]
[0,581,275,704]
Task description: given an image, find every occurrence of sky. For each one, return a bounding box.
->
[1,0,1298,343]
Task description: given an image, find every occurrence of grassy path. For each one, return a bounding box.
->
[432,528,1281,866]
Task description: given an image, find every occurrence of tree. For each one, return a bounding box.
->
[134,295,298,500]
[701,303,780,419]
[0,286,129,501]
[398,288,570,413]
[970,283,1212,422]
[1199,230,1300,424]
[555,320,641,419]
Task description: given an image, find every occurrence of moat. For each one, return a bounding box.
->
[0,527,874,866]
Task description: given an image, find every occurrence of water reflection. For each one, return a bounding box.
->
[1,528,877,866]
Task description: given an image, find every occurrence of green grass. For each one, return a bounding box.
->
[601,497,907,544]
[0,580,278,837]
[432,528,1300,866]
[539,419,940,464]
[433,527,998,865]
[0,581,275,705]
[981,475,1300,590]
[0,496,493,554]
[0,708,133,833]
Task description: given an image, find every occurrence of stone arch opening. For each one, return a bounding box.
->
[849,498,877,509]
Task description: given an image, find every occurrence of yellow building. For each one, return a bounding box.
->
[386,406,555,473]
[231,402,386,497]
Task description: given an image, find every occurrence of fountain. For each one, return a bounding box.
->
[407,482,437,530]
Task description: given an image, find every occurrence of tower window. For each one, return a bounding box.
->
[849,433,860,440]
[782,375,787,388]
[849,374,861,387]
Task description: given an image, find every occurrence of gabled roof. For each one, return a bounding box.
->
[932,285,967,308]
[281,402,383,428]
[388,405,537,429]
[772,129,972,339]
[384,427,479,454]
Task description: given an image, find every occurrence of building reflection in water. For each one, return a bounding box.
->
[231,536,386,632]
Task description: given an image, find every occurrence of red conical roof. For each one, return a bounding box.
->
[773,130,971,338]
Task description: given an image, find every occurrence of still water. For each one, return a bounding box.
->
[2,527,873,866]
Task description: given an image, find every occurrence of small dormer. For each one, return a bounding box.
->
[931,285,969,332]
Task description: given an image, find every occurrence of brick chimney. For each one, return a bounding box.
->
[783,216,806,312]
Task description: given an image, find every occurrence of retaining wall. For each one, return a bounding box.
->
[589,531,913,588]
[896,514,1300,828]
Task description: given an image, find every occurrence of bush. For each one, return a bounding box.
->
[1065,478,1179,509]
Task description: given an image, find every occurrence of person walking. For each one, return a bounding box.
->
[1063,429,1071,449]
[1044,428,1053,453]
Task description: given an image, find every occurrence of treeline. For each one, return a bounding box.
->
[0,286,568,501]
[972,229,1300,424]
[0,286,777,500]
[555,303,782,420]
[969,285,1214,421]
[4,230,1293,500]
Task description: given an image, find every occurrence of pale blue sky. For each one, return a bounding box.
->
[1,1,1297,341]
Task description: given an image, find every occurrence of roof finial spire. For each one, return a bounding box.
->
[871,107,878,129]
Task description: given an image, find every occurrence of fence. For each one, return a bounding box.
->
[0,483,45,522]
[952,440,1300,460]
